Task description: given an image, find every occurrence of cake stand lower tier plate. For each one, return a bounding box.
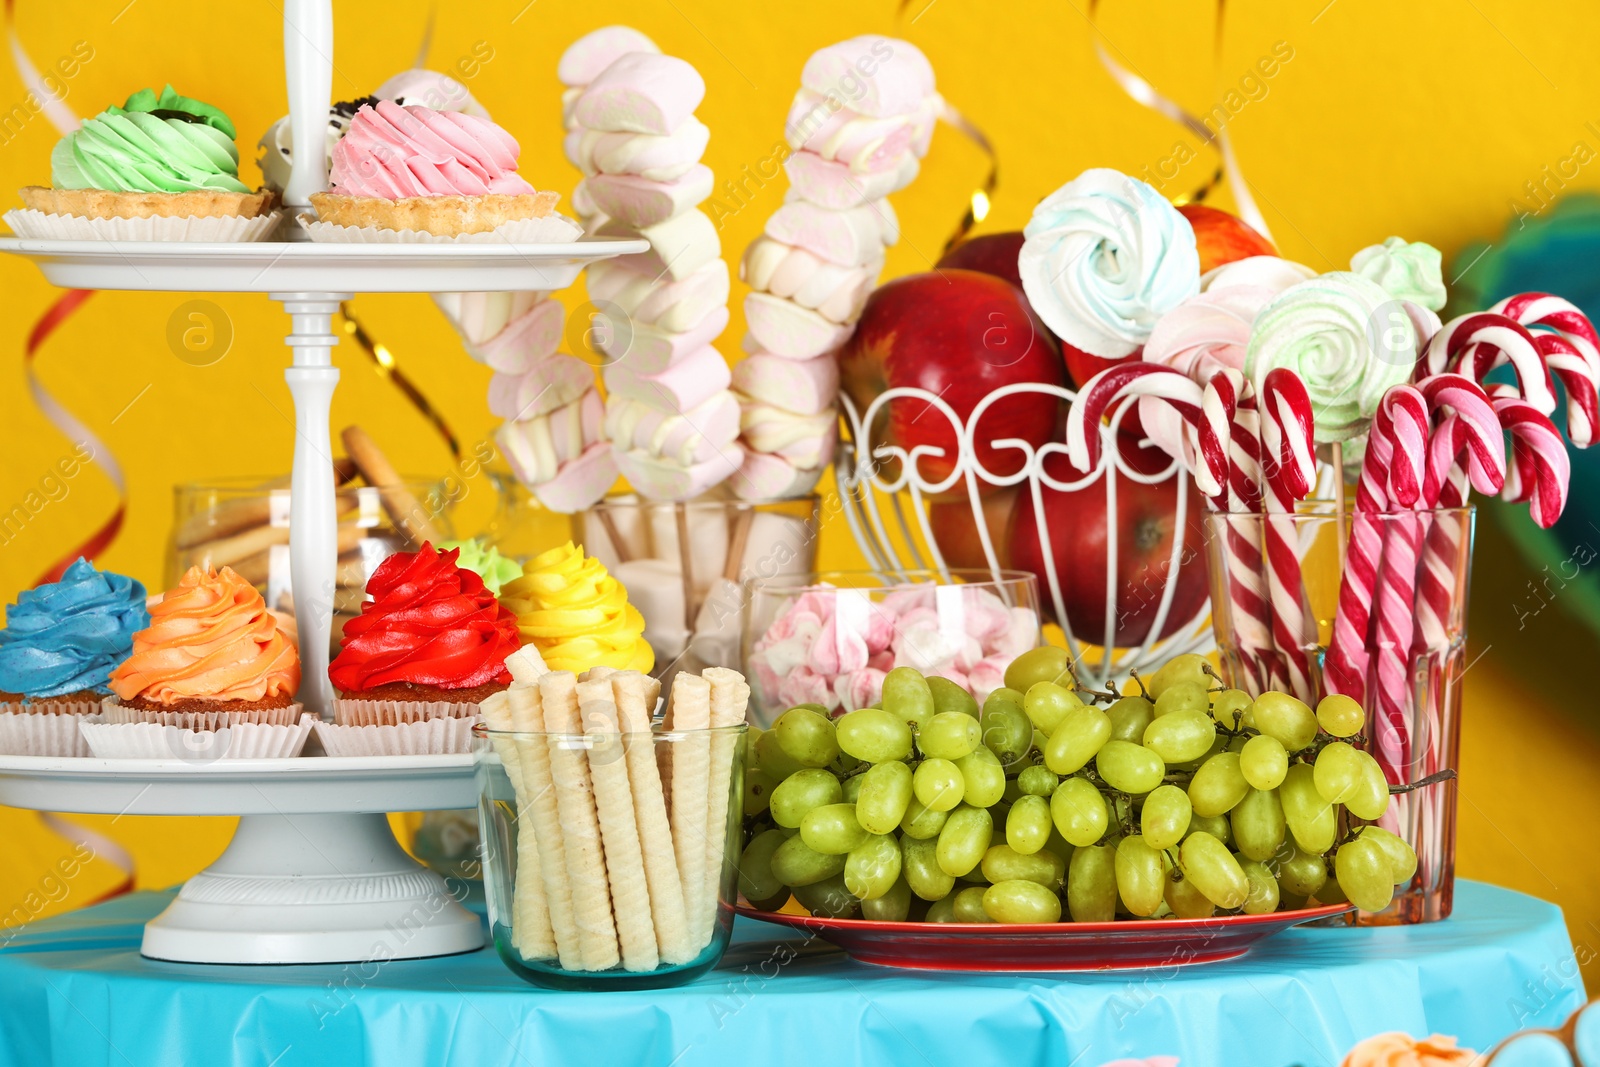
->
[0,754,484,965]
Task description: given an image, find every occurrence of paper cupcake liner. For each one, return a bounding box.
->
[297,212,582,245]
[3,208,282,242]
[312,716,477,757]
[0,708,104,757]
[333,699,481,726]
[101,697,303,729]
[79,714,315,760]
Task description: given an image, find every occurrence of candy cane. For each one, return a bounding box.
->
[1423,312,1556,416]
[1492,292,1600,449]
[1203,371,1273,693]
[1066,363,1202,474]
[1363,386,1432,790]
[1258,368,1317,703]
[1496,396,1571,528]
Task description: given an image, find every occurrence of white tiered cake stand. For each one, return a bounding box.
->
[0,0,643,963]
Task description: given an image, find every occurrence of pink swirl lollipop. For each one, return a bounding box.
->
[1140,287,1275,460]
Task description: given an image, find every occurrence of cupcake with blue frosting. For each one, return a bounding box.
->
[0,558,149,755]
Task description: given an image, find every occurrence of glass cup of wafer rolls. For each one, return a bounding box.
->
[474,666,749,989]
[167,471,459,652]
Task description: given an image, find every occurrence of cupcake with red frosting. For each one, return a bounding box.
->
[320,542,521,754]
[303,100,575,241]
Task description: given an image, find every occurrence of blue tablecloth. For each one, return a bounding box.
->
[0,880,1583,1067]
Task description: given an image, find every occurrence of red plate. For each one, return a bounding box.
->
[734,903,1352,972]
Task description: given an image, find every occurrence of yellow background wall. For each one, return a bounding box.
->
[1,0,1597,990]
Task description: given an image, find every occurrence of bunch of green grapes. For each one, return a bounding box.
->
[736,650,1420,924]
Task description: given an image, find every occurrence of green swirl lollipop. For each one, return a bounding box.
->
[1244,272,1418,445]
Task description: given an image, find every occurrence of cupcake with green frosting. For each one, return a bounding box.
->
[10,85,279,241]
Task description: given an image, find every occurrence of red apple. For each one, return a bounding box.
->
[934,233,1144,393]
[1177,203,1276,273]
[838,270,1064,494]
[1009,443,1208,647]
[936,232,1025,290]
[928,487,1017,571]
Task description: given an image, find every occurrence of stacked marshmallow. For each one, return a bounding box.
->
[732,36,940,501]
[560,28,742,501]
[433,290,616,512]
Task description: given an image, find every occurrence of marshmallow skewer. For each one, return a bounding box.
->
[731,36,941,501]
[561,30,743,502]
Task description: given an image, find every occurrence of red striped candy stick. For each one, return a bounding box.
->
[1491,292,1600,449]
[1066,363,1203,475]
[1423,313,1556,415]
[1496,396,1571,529]
[1202,370,1273,693]
[1258,368,1318,703]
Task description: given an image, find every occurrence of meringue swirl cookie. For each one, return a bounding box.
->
[16,85,277,235]
[1201,254,1315,294]
[310,100,560,236]
[1020,169,1201,358]
[1350,236,1447,312]
[1244,271,1418,444]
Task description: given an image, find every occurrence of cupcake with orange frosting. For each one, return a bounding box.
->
[320,543,520,754]
[497,541,654,674]
[88,566,310,758]
[1340,1033,1479,1067]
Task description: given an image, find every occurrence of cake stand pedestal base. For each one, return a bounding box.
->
[142,812,483,964]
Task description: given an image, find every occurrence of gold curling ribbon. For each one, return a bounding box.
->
[1087,0,1273,241]
[338,304,462,461]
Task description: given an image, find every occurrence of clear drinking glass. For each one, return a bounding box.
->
[742,569,1042,726]
[1203,504,1474,924]
[570,493,821,672]
[473,722,746,990]
[168,476,457,652]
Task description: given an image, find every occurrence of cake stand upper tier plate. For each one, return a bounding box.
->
[0,752,476,816]
[0,236,648,292]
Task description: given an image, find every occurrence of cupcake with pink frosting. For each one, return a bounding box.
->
[306,100,566,239]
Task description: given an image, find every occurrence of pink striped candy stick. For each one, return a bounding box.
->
[1367,386,1432,795]
[1202,370,1274,693]
[1258,368,1318,703]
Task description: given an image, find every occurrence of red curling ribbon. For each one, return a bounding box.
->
[37,812,137,905]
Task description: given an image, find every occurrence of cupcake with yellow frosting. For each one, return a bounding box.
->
[498,541,654,674]
[87,566,311,758]
[10,85,279,241]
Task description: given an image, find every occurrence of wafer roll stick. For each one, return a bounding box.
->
[612,670,692,964]
[700,667,749,947]
[341,424,446,546]
[504,645,551,687]
[506,684,583,970]
[577,677,660,972]
[665,672,712,953]
[480,692,556,960]
[539,671,621,971]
